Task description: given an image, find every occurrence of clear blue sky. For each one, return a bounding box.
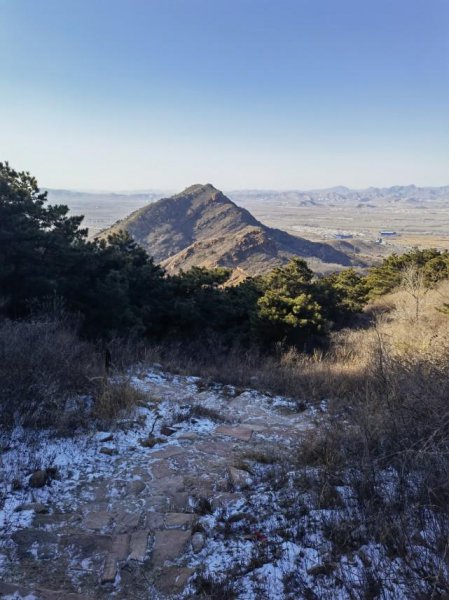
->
[1,0,448,190]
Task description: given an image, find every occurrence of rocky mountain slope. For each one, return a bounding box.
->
[101,184,360,276]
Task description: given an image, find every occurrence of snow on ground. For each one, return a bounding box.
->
[1,366,448,599]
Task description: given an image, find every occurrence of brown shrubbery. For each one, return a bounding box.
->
[0,317,101,428]
[0,316,147,430]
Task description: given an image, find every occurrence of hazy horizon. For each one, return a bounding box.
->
[1,0,448,190]
[43,182,449,195]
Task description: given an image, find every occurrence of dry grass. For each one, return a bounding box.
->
[0,317,102,429]
[0,317,148,430]
[91,379,147,424]
[285,282,449,593]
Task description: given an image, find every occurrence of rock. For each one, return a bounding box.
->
[160,425,177,436]
[215,425,253,441]
[164,512,194,530]
[228,466,253,490]
[12,529,58,559]
[144,512,165,530]
[83,510,111,530]
[177,432,197,441]
[101,555,117,584]
[140,436,164,448]
[151,529,191,567]
[101,535,130,584]
[191,532,205,553]
[129,530,149,561]
[29,470,48,488]
[155,567,194,595]
[127,479,146,495]
[151,446,184,459]
[59,533,112,558]
[99,433,114,443]
[114,510,141,533]
[210,492,241,511]
[99,447,117,456]
[15,502,48,513]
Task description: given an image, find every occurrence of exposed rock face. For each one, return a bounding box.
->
[100,183,359,277]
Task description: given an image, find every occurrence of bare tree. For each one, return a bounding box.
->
[401,263,429,322]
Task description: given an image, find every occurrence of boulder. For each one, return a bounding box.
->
[29,470,48,488]
[191,532,205,553]
[228,466,253,490]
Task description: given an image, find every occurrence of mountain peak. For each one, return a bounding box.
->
[100,184,358,276]
[180,183,219,196]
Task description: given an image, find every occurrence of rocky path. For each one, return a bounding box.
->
[0,368,314,599]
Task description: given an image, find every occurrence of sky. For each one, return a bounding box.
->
[0,0,448,191]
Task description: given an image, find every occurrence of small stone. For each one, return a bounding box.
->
[160,426,177,436]
[191,532,205,553]
[228,466,253,490]
[15,502,48,514]
[140,437,164,448]
[29,470,48,488]
[178,432,197,441]
[127,479,146,495]
[99,433,114,443]
[99,447,117,456]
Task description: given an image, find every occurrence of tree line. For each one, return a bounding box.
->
[1,162,448,350]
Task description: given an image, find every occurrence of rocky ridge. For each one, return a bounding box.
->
[100,184,360,277]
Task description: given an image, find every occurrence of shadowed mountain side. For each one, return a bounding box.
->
[100,183,363,276]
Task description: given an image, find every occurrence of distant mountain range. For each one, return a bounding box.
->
[228,185,449,207]
[98,183,362,277]
[45,184,449,276]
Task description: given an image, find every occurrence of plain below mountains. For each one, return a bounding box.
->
[100,183,363,278]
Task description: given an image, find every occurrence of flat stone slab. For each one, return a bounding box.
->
[194,440,233,457]
[82,510,111,531]
[165,512,195,530]
[101,534,129,584]
[177,432,198,441]
[155,566,195,595]
[215,425,253,441]
[129,530,149,561]
[242,423,268,431]
[145,511,166,530]
[126,479,146,495]
[152,529,191,567]
[60,533,112,558]
[0,583,85,600]
[151,475,185,494]
[114,510,141,533]
[151,446,184,459]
